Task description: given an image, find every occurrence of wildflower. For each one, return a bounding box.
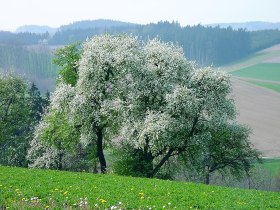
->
[45,205,50,209]
[100,199,107,204]
[139,192,144,197]
[168,202,171,205]
[63,191,68,195]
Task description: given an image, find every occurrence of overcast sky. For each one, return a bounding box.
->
[1,0,280,31]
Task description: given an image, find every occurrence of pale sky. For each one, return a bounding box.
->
[1,0,280,31]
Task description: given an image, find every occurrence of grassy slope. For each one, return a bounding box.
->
[0,166,280,209]
[261,159,280,176]
[220,44,280,93]
[231,63,280,82]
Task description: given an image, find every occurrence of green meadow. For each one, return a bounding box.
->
[260,158,280,176]
[0,166,280,209]
[230,63,280,82]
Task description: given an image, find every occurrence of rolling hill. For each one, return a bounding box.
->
[15,25,57,35]
[221,44,280,157]
[59,19,138,31]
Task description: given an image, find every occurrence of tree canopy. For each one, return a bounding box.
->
[0,74,47,167]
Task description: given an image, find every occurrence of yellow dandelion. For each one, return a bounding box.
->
[63,191,68,195]
[139,192,144,197]
[45,205,50,209]
[100,199,107,204]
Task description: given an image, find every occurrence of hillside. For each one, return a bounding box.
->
[206,21,280,31]
[221,44,280,157]
[1,166,279,209]
[59,19,138,31]
[2,20,280,68]
[15,25,57,35]
[0,44,58,92]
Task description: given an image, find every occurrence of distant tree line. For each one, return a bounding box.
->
[0,45,57,76]
[48,21,280,65]
[1,21,280,66]
[0,31,49,45]
[0,45,58,92]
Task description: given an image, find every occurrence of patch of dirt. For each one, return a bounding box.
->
[231,78,280,157]
[233,76,280,85]
[263,56,280,63]
[261,44,280,53]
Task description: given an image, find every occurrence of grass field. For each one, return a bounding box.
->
[249,81,280,93]
[261,158,280,176]
[0,166,280,209]
[230,63,280,82]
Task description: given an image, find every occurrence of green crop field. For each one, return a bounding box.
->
[0,166,280,209]
[220,48,280,72]
[230,63,280,82]
[250,81,280,93]
[260,158,280,176]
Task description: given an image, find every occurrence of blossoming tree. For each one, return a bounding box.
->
[30,34,260,179]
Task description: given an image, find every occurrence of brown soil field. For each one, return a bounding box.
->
[261,44,280,53]
[264,56,280,63]
[231,78,280,157]
[233,76,280,85]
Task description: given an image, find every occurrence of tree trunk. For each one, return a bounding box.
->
[57,141,63,170]
[96,127,107,173]
[205,169,210,185]
[148,149,174,178]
